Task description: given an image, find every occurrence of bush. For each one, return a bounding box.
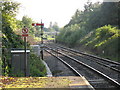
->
[30,53,46,77]
[80,25,119,61]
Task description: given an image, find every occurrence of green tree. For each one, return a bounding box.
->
[52,22,59,31]
[101,2,118,26]
[2,0,24,48]
[56,1,119,61]
[2,0,24,76]
[22,16,35,34]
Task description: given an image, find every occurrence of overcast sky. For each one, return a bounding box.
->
[13,0,103,27]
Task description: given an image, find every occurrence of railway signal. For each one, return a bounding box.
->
[32,23,44,27]
[32,21,44,60]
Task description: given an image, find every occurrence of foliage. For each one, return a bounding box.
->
[21,16,35,34]
[2,0,24,48]
[10,70,24,77]
[2,0,47,77]
[48,22,60,32]
[2,0,25,76]
[30,53,46,77]
[99,2,119,26]
[56,24,86,47]
[19,16,59,44]
[57,2,102,46]
[56,1,119,61]
[81,25,119,61]
[16,15,42,45]
[51,22,59,32]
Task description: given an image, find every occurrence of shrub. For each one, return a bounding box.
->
[30,53,46,77]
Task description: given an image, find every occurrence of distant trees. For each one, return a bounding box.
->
[57,1,119,44]
[48,22,60,32]
[56,1,119,61]
[15,16,35,35]
[22,16,35,33]
[100,2,119,26]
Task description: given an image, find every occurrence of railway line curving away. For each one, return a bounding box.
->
[43,43,120,89]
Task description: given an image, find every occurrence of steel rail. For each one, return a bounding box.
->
[57,47,120,73]
[45,46,120,88]
[58,45,120,65]
[44,49,82,77]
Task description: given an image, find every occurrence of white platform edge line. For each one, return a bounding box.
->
[42,60,53,77]
[82,76,95,90]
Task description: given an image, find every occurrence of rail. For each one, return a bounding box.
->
[45,46,120,88]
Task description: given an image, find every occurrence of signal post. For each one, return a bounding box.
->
[32,21,44,60]
[22,26,29,76]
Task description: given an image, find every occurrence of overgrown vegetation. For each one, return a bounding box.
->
[2,0,46,76]
[30,53,46,77]
[2,0,24,76]
[56,1,119,61]
[80,25,119,61]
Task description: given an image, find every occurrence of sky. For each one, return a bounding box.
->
[13,0,104,28]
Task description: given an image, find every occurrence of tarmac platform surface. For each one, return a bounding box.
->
[1,76,94,89]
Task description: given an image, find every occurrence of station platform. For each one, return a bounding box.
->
[1,76,94,89]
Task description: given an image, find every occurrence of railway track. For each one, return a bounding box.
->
[55,46,120,80]
[45,44,120,79]
[45,49,82,77]
[57,45,120,72]
[44,44,120,88]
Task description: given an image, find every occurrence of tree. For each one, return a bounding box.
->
[48,22,59,32]
[2,0,24,76]
[2,0,23,48]
[56,1,119,61]
[52,22,59,32]
[68,9,82,26]
[22,16,35,33]
[100,2,119,27]
[57,1,119,46]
